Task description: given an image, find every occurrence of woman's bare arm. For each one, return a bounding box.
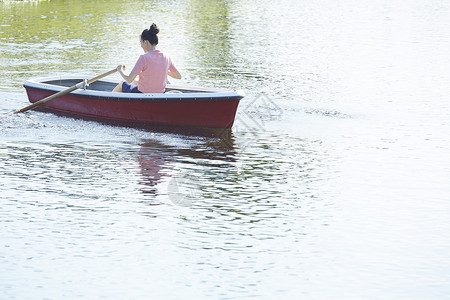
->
[117,65,138,83]
[168,69,182,79]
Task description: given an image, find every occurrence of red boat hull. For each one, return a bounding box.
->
[25,87,241,128]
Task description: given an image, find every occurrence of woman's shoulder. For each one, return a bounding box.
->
[150,50,172,60]
[149,49,162,54]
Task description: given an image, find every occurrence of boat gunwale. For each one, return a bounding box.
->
[24,75,245,102]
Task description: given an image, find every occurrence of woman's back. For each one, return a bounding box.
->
[131,50,176,93]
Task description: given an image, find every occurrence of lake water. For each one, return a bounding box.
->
[1,0,450,299]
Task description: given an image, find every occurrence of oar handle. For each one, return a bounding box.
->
[14,68,118,114]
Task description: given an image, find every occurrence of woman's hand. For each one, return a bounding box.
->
[116,64,137,84]
[116,65,126,73]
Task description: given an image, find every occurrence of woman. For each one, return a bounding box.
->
[113,23,181,93]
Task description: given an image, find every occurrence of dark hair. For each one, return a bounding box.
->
[141,23,159,45]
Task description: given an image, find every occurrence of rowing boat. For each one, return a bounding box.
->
[23,75,244,128]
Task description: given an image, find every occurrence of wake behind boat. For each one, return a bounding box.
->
[23,75,244,128]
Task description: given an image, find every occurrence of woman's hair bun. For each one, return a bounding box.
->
[149,23,159,35]
[141,23,159,45]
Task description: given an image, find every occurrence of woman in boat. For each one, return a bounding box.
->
[113,23,181,93]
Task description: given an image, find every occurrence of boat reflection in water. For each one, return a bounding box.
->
[24,108,238,205]
[137,126,237,204]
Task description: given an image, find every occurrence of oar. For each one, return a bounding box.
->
[14,68,118,114]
